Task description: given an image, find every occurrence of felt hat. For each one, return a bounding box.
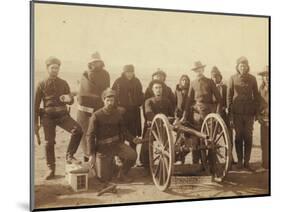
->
[191,61,206,71]
[89,52,103,63]
[45,56,61,67]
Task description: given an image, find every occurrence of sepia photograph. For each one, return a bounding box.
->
[31,1,270,211]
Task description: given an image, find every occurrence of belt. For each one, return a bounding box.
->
[78,104,94,113]
[44,106,67,113]
[98,135,120,145]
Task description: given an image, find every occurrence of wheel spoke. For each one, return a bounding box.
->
[204,122,210,136]
[162,154,169,173]
[151,130,160,143]
[158,158,163,184]
[209,118,213,138]
[214,131,224,144]
[212,121,219,140]
[216,144,228,149]
[153,154,161,163]
[161,159,166,183]
[154,160,161,177]
[162,150,170,158]
[155,119,162,141]
[215,149,224,159]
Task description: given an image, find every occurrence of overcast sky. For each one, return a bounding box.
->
[34,3,269,78]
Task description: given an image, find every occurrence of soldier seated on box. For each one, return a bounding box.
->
[34,57,83,180]
[87,88,142,184]
[140,80,174,174]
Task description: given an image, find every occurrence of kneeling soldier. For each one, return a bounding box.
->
[87,88,141,184]
[34,57,83,180]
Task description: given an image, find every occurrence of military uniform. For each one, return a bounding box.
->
[227,57,259,167]
[35,76,83,175]
[86,106,137,183]
[140,96,174,168]
[184,72,222,163]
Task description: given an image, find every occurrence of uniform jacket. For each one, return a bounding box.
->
[86,107,135,155]
[144,96,174,121]
[227,72,259,116]
[35,77,73,123]
[184,75,222,116]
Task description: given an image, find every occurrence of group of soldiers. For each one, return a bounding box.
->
[34,52,269,185]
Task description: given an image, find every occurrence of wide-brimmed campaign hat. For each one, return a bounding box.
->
[191,61,206,71]
[258,65,269,76]
[89,52,103,64]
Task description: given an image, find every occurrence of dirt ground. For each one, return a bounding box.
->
[33,108,269,210]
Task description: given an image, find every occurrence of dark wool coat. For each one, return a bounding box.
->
[227,72,259,116]
[112,74,144,136]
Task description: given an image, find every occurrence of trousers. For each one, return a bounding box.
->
[41,112,83,170]
[94,142,137,182]
[233,114,254,164]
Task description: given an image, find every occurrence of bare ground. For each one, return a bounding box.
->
[34,125,269,210]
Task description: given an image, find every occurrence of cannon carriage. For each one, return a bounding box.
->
[147,113,232,191]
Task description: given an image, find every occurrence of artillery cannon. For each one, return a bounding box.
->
[148,113,232,191]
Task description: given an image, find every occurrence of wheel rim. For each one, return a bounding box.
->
[201,113,231,181]
[149,114,174,191]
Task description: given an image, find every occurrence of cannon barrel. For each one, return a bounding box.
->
[172,123,208,140]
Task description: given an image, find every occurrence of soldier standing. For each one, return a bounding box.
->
[257,66,269,171]
[140,80,174,173]
[76,52,110,162]
[181,61,222,164]
[227,57,259,170]
[34,57,83,180]
[112,64,144,151]
[87,88,142,184]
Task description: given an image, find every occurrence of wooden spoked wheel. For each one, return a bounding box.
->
[201,113,231,181]
[149,114,174,191]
